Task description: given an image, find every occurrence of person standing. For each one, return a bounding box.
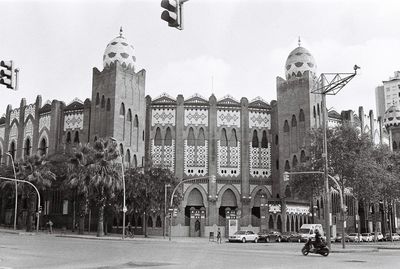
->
[217,228,222,244]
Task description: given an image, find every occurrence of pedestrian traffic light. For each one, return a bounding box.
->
[0,60,14,89]
[161,0,180,28]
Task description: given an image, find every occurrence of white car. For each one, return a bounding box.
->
[361,233,373,242]
[229,230,258,243]
[386,233,400,241]
[348,233,361,242]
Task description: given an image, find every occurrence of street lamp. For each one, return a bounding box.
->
[6,152,18,230]
[164,183,171,239]
[109,137,127,239]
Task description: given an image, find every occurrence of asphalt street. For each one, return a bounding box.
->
[1,233,400,269]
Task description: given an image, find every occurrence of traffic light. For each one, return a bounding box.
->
[161,0,180,28]
[0,60,14,89]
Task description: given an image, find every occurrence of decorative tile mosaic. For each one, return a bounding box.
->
[151,140,175,172]
[39,114,51,132]
[217,141,240,177]
[10,108,20,124]
[217,110,240,127]
[152,108,175,126]
[64,113,84,130]
[184,140,208,177]
[9,123,18,139]
[0,126,4,140]
[24,105,35,122]
[24,119,33,138]
[249,143,271,178]
[249,111,270,129]
[184,109,208,126]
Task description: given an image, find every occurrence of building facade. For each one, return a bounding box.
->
[0,30,398,236]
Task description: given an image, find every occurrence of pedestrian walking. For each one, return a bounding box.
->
[217,228,222,244]
[47,220,53,234]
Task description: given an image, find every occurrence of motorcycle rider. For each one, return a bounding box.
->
[313,228,323,249]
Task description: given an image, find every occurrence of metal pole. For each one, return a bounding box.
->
[6,153,18,230]
[121,155,126,240]
[321,88,331,250]
[164,184,171,239]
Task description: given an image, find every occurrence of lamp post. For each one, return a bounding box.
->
[6,153,17,230]
[164,183,171,239]
[110,137,126,239]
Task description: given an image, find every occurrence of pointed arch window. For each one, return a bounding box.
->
[101,95,105,108]
[39,138,47,156]
[106,98,111,111]
[283,120,289,132]
[220,128,228,147]
[95,93,100,106]
[24,138,31,157]
[300,150,306,162]
[66,132,71,144]
[9,141,16,162]
[127,109,132,144]
[133,155,137,168]
[134,115,139,148]
[120,103,125,116]
[188,127,196,146]
[317,104,320,116]
[292,155,298,168]
[252,130,259,148]
[198,128,205,146]
[261,130,268,148]
[393,141,398,150]
[165,127,172,146]
[74,131,80,144]
[299,109,305,122]
[125,149,131,167]
[229,129,238,147]
[284,160,290,171]
[154,127,162,146]
[313,106,316,118]
[291,115,297,127]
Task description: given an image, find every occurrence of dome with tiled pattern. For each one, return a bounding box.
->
[285,46,317,80]
[384,104,400,129]
[103,28,136,70]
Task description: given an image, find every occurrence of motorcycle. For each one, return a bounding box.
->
[301,238,330,257]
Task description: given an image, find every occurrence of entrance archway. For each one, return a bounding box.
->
[219,189,237,226]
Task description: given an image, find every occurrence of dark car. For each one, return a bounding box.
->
[280,232,291,242]
[258,231,282,242]
[288,232,302,242]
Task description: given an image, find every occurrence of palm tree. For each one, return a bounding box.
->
[16,154,56,232]
[67,140,122,237]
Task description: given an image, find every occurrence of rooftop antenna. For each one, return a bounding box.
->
[119,26,123,37]
[298,36,301,47]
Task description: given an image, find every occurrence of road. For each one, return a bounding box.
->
[1,233,400,269]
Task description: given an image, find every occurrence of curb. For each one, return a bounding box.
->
[331,248,379,253]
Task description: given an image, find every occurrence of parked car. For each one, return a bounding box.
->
[280,232,292,242]
[258,231,282,242]
[372,232,384,241]
[336,233,350,242]
[385,233,400,241]
[229,230,258,243]
[288,232,302,242]
[348,233,361,242]
[361,233,373,242]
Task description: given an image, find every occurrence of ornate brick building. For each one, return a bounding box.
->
[1,30,397,236]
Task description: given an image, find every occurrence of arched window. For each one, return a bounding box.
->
[229,129,237,147]
[133,155,137,168]
[119,103,125,116]
[313,106,316,118]
[292,155,298,168]
[291,115,297,127]
[74,131,80,144]
[134,115,139,148]
[300,150,306,162]
[317,104,320,116]
[261,130,268,148]
[284,160,290,171]
[9,141,16,161]
[187,127,196,146]
[127,109,132,145]
[95,93,100,106]
[198,128,205,146]
[39,138,47,156]
[154,127,162,146]
[165,127,172,146]
[24,138,31,157]
[393,141,398,150]
[252,130,259,148]
[66,132,71,144]
[101,95,105,108]
[125,149,131,166]
[283,120,289,132]
[106,98,111,111]
[299,109,305,122]
[220,128,228,147]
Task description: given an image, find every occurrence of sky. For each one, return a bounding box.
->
[1,0,399,116]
